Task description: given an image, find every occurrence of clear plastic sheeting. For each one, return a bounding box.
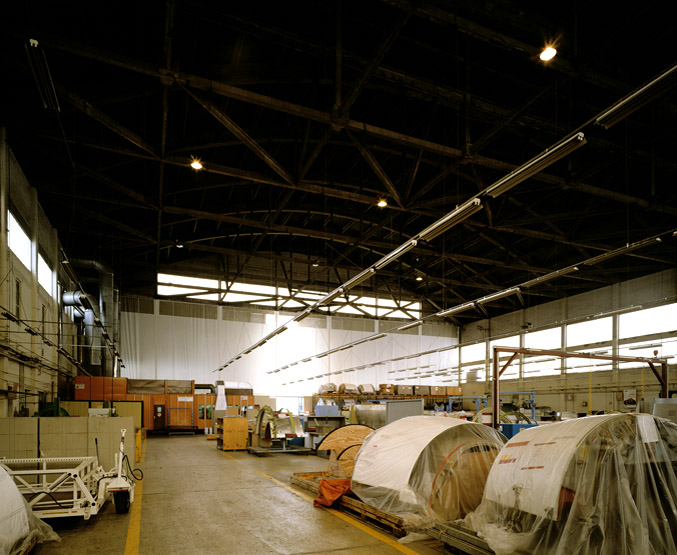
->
[467,413,677,555]
[351,416,506,528]
[0,466,59,555]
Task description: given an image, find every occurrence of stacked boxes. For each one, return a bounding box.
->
[379,384,395,395]
[414,385,431,396]
[396,385,414,395]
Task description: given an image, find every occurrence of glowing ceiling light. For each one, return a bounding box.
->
[415,275,423,281]
[540,46,557,61]
[377,198,388,208]
[190,159,203,170]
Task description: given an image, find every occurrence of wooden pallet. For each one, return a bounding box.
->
[290,472,407,537]
[427,522,494,555]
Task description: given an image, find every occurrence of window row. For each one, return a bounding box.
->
[7,210,54,296]
[157,272,422,319]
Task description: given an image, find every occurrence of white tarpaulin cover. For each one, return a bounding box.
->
[351,415,506,527]
[0,466,59,555]
[467,413,677,555]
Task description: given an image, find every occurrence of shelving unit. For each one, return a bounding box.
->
[315,393,453,411]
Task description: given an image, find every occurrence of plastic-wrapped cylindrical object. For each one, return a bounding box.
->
[351,415,506,525]
[468,413,677,555]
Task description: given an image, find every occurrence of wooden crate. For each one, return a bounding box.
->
[218,416,248,450]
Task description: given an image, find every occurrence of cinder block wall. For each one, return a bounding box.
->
[0,417,134,469]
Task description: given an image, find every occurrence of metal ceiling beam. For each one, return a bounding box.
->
[36,37,677,221]
[379,0,630,94]
[55,85,159,158]
[347,130,404,207]
[184,87,296,185]
[50,199,156,243]
[337,12,410,121]
[72,165,158,208]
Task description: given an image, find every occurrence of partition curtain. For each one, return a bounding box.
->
[120,309,229,384]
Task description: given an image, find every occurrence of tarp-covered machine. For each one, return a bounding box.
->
[468,413,677,555]
[351,415,506,527]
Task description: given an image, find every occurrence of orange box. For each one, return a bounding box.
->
[431,386,447,395]
[74,377,90,400]
[448,386,462,396]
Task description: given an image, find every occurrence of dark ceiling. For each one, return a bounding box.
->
[1,0,676,323]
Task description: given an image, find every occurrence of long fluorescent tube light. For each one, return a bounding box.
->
[595,63,677,129]
[25,39,60,112]
[293,307,313,322]
[418,198,483,242]
[342,268,376,291]
[373,240,417,270]
[352,336,375,346]
[438,301,476,317]
[583,237,662,266]
[485,132,587,199]
[397,320,423,331]
[476,287,521,305]
[320,288,344,305]
[522,266,579,288]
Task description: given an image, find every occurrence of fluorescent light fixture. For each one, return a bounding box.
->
[25,39,60,111]
[415,275,423,281]
[485,132,587,199]
[476,287,521,305]
[353,336,376,346]
[342,268,376,290]
[293,307,313,322]
[539,46,557,61]
[319,288,344,305]
[595,63,677,129]
[584,237,662,266]
[190,159,203,170]
[397,320,423,331]
[522,265,579,288]
[438,301,476,317]
[377,198,388,207]
[373,240,418,270]
[628,343,661,350]
[418,198,482,242]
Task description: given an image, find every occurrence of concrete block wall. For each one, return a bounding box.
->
[0,416,38,459]
[0,417,134,469]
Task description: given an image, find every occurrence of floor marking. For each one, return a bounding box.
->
[123,479,143,555]
[214,446,236,460]
[258,471,419,555]
[124,435,147,554]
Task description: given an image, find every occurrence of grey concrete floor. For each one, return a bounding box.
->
[33,435,447,555]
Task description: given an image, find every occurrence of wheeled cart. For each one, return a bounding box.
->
[0,428,138,519]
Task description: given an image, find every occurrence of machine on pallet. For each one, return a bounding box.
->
[469,413,677,555]
[351,415,506,528]
[0,428,142,519]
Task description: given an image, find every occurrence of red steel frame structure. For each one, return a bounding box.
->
[491,346,670,429]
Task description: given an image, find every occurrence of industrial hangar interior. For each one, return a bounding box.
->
[1,1,676,554]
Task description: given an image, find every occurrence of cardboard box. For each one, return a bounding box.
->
[447,386,462,396]
[414,385,431,396]
[379,384,394,395]
[396,385,414,395]
[431,386,447,396]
